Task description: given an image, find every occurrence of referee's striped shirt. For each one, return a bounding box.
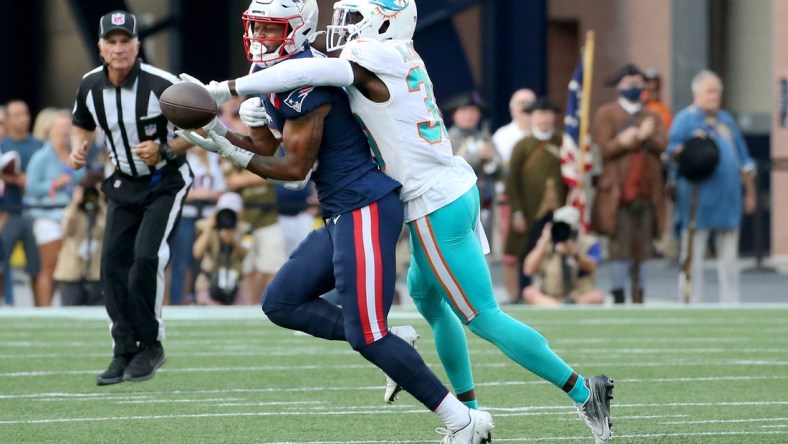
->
[72,59,180,177]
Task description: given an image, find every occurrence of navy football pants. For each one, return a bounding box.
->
[263,191,449,410]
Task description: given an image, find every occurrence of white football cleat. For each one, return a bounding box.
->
[437,409,494,444]
[575,375,614,443]
[383,325,420,403]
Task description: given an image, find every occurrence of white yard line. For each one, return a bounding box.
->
[3,358,788,378]
[265,431,788,443]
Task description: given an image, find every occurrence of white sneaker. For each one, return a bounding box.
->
[383,325,420,403]
[437,409,494,444]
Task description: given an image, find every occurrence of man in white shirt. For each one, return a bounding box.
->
[491,88,535,302]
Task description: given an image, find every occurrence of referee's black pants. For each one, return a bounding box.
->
[100,162,192,356]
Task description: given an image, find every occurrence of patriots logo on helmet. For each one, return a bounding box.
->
[284,87,314,113]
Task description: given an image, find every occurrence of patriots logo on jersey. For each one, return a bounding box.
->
[284,87,314,113]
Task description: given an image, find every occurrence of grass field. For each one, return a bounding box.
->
[1,305,786,443]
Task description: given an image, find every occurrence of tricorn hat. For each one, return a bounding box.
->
[604,63,645,87]
[526,97,561,114]
[677,136,720,182]
[442,91,487,114]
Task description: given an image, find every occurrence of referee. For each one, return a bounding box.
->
[68,10,193,385]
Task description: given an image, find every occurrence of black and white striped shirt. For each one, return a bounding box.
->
[72,59,180,177]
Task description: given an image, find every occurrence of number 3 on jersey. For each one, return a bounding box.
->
[407,66,449,144]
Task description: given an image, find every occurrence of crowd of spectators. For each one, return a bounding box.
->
[0,99,316,307]
[0,65,757,307]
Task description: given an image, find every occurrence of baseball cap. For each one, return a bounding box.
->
[644,69,661,81]
[216,192,244,214]
[553,206,580,226]
[99,11,138,39]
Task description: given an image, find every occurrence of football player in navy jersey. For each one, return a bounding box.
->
[178,0,494,442]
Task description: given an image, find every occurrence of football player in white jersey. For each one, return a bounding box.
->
[187,1,613,442]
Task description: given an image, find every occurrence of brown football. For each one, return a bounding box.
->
[160,82,217,129]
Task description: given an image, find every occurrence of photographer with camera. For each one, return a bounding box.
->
[193,192,249,306]
[54,179,105,306]
[522,206,604,306]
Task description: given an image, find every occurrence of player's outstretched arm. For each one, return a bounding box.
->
[233,58,356,95]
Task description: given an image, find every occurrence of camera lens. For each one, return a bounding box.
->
[551,222,572,243]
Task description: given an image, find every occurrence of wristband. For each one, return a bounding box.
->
[226,146,254,169]
[158,143,177,161]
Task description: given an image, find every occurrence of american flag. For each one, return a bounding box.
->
[562,59,592,230]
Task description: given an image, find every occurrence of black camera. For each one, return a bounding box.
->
[80,187,100,212]
[215,208,238,230]
[551,221,578,243]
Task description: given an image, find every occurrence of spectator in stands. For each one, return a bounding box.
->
[25,110,85,305]
[667,70,756,303]
[193,192,250,305]
[54,178,105,306]
[493,89,535,300]
[492,89,536,164]
[446,91,503,245]
[642,69,678,260]
[226,164,286,305]
[0,100,44,306]
[31,107,59,141]
[275,181,316,255]
[220,96,248,133]
[523,206,604,305]
[591,64,667,304]
[642,70,673,130]
[170,148,227,305]
[0,105,7,141]
[505,97,570,303]
[0,106,7,302]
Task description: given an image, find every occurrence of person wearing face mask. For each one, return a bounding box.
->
[505,97,571,302]
[590,64,667,304]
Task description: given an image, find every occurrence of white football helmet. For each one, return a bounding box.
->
[326,0,417,52]
[242,0,319,67]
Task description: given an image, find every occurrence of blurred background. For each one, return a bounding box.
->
[0,0,785,259]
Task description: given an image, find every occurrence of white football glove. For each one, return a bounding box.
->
[202,117,228,137]
[175,129,253,168]
[239,97,270,128]
[179,73,233,106]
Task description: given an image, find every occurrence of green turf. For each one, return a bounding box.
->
[1,306,786,443]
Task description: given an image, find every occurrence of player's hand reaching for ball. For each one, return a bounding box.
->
[68,140,89,170]
[175,130,253,168]
[179,73,233,107]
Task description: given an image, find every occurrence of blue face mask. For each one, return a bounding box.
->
[618,86,643,102]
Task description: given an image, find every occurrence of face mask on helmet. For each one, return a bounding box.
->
[326,0,417,52]
[242,0,319,67]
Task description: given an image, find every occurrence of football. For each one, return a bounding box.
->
[160,82,217,129]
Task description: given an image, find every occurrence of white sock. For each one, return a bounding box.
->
[434,394,471,431]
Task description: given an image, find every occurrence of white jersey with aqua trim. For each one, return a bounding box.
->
[340,38,477,222]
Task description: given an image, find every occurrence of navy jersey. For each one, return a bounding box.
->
[257,49,401,218]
